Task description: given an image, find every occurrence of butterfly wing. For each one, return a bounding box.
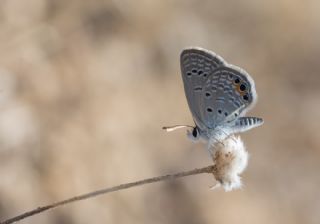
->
[180,47,226,130]
[181,47,258,130]
[201,65,258,128]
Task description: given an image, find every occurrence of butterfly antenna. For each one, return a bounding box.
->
[162,125,194,132]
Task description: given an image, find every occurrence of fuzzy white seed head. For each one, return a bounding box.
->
[210,135,249,191]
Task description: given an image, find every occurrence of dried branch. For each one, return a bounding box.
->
[1,165,215,224]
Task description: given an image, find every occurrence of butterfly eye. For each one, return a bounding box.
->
[187,72,192,76]
[192,69,197,73]
[203,73,208,77]
[218,109,222,114]
[198,70,203,75]
[224,112,228,116]
[207,108,213,112]
[192,128,198,137]
[205,92,211,98]
[243,94,249,101]
[234,78,240,84]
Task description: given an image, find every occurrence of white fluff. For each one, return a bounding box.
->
[209,135,249,191]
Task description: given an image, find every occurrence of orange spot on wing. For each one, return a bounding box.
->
[235,84,246,96]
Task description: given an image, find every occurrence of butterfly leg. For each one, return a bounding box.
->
[215,126,237,144]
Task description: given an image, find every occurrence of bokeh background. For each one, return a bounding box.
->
[1,0,320,223]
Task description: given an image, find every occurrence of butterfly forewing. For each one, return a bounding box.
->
[180,48,225,129]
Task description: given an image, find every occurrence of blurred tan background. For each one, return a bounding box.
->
[0,0,320,223]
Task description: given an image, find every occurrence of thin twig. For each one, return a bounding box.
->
[1,165,215,224]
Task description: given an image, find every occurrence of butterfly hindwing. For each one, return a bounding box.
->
[201,66,257,128]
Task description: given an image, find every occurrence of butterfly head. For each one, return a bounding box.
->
[187,126,212,143]
[187,126,201,142]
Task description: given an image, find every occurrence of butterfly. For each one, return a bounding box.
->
[164,47,263,152]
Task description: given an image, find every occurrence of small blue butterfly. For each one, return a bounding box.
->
[164,47,263,149]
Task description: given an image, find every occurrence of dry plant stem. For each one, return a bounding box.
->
[1,165,215,224]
